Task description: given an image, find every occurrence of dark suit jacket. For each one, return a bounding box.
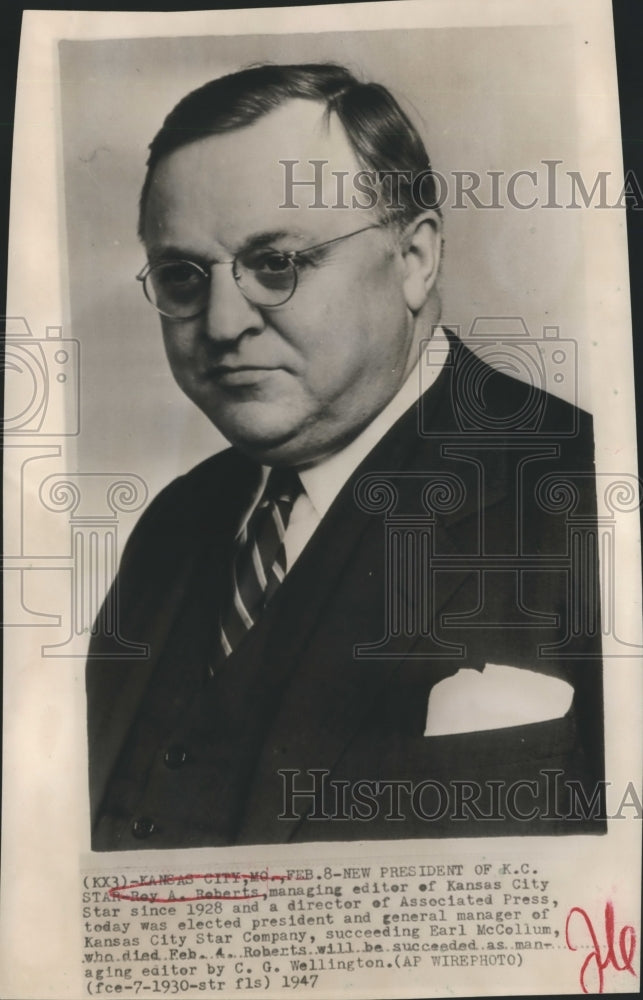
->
[87,333,605,849]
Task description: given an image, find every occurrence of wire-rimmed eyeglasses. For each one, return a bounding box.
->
[137,223,385,320]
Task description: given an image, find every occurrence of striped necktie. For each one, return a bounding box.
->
[217,467,301,663]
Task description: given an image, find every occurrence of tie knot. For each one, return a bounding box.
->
[261,466,301,510]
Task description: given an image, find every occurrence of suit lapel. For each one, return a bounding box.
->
[236,367,511,843]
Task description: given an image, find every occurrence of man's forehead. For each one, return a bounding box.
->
[185,98,360,169]
[144,98,368,248]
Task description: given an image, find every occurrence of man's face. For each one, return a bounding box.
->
[142,99,430,466]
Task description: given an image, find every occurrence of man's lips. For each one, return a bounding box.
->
[210,364,278,373]
[205,364,285,385]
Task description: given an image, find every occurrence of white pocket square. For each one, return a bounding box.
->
[424,663,574,737]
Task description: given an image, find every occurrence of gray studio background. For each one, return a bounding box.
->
[59,26,584,506]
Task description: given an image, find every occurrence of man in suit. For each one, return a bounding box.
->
[87,63,604,850]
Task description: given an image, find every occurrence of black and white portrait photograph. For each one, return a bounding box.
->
[73,26,612,850]
[2,3,642,997]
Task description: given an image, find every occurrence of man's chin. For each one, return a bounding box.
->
[211,414,306,466]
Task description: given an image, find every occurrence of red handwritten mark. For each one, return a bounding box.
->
[565,901,637,993]
[108,870,303,904]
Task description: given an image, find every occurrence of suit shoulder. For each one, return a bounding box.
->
[117,447,253,568]
[137,447,248,523]
[445,331,594,443]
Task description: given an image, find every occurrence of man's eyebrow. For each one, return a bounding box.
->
[145,244,208,264]
[235,229,310,255]
[146,230,310,264]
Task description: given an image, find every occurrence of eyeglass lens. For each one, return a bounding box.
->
[144,251,297,318]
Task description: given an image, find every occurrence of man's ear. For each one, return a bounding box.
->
[400,212,442,312]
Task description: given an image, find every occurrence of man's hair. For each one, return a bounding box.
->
[138,62,439,238]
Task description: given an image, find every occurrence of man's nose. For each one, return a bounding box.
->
[203,264,265,342]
